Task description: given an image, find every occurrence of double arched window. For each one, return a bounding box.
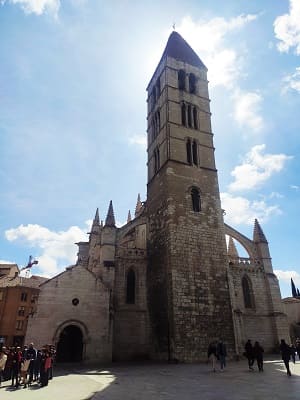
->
[178,70,197,94]
[126,269,135,304]
[242,275,255,309]
[181,102,198,129]
[186,139,198,166]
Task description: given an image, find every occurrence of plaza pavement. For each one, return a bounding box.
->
[0,356,299,400]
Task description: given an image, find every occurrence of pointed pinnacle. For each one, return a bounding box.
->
[253,219,268,243]
[105,200,116,227]
[227,237,239,258]
[135,193,143,217]
[127,210,132,223]
[94,208,100,224]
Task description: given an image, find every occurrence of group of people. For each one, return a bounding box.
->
[208,338,300,376]
[0,343,56,389]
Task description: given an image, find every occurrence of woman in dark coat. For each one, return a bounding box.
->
[279,339,292,376]
[253,341,264,372]
[244,339,254,371]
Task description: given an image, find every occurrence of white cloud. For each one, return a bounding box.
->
[274,0,300,54]
[274,269,300,286]
[228,144,292,192]
[5,222,90,277]
[2,0,60,16]
[177,14,258,89]
[283,67,300,93]
[0,259,15,264]
[290,185,299,190]
[221,192,282,226]
[128,134,147,147]
[232,90,264,132]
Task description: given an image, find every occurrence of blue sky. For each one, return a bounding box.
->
[0,0,299,298]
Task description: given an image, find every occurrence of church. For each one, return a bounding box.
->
[25,31,290,363]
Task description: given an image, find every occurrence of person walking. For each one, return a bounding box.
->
[216,339,227,371]
[253,341,264,372]
[279,339,292,376]
[244,339,255,371]
[290,344,296,364]
[26,343,37,384]
[295,337,300,360]
[0,349,7,387]
[207,341,218,372]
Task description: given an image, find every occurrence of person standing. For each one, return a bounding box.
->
[290,344,296,364]
[26,343,37,384]
[0,349,7,387]
[253,341,264,372]
[11,347,21,388]
[279,339,292,376]
[245,339,254,371]
[216,339,227,371]
[295,337,300,360]
[207,341,218,372]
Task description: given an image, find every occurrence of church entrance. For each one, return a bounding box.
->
[56,325,83,362]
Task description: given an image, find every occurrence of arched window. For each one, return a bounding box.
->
[156,79,161,97]
[191,187,201,212]
[178,69,186,90]
[193,107,198,129]
[242,276,255,309]
[154,147,160,173]
[153,86,156,103]
[188,105,192,127]
[186,139,192,164]
[181,103,186,126]
[126,269,135,304]
[189,73,196,94]
[157,110,160,132]
[192,140,198,165]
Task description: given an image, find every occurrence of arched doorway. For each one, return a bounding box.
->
[56,324,83,362]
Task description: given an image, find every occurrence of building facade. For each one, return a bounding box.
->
[0,264,46,347]
[25,32,290,362]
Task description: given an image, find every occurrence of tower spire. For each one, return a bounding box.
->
[105,200,116,227]
[127,210,132,223]
[253,219,267,243]
[291,278,298,297]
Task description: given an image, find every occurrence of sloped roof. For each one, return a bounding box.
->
[0,274,47,288]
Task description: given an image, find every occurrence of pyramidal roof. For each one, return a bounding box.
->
[162,31,207,69]
[105,200,116,227]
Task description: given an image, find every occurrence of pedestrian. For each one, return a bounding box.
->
[253,341,264,372]
[26,342,37,384]
[290,344,296,364]
[279,339,292,376]
[244,339,254,371]
[40,348,51,387]
[216,339,227,371]
[11,347,21,388]
[295,337,300,360]
[4,347,13,382]
[207,341,218,372]
[0,349,7,387]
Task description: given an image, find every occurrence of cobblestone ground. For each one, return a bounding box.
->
[0,356,300,400]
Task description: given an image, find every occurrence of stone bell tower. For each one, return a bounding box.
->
[146,31,236,361]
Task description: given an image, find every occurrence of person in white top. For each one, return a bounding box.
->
[0,349,8,387]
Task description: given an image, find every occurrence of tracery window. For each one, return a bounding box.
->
[242,276,255,309]
[126,269,135,304]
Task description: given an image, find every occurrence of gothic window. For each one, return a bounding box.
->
[193,107,198,129]
[188,105,192,127]
[181,103,186,126]
[126,269,135,304]
[186,139,192,164]
[157,110,160,132]
[192,140,198,165]
[178,69,186,90]
[191,187,201,212]
[189,73,196,94]
[242,276,255,309]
